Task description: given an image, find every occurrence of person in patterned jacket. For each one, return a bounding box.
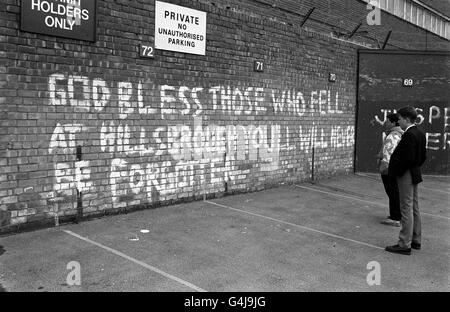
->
[377,112,404,227]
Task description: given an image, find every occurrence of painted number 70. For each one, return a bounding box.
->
[140,44,154,58]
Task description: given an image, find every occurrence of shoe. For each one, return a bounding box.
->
[385,244,411,255]
[380,218,401,227]
[411,242,421,250]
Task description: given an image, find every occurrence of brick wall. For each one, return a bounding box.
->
[0,0,448,233]
[206,0,450,51]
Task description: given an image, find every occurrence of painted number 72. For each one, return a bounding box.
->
[140,44,154,58]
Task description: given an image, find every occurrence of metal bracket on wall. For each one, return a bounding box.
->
[347,22,362,39]
[300,7,315,27]
[310,128,315,183]
[374,38,382,49]
[76,145,83,223]
[382,30,392,50]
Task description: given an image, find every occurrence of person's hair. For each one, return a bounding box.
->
[397,106,418,123]
[386,112,399,126]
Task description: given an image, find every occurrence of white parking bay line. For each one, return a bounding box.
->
[295,184,450,221]
[420,186,450,195]
[356,173,450,195]
[63,230,207,292]
[204,200,385,251]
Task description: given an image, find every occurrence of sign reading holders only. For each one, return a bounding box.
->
[155,1,207,55]
[21,0,97,42]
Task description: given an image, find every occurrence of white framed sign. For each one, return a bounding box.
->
[155,1,207,55]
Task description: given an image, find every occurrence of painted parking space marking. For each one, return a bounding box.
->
[62,230,207,292]
[356,173,450,195]
[294,184,450,221]
[204,200,385,250]
[419,186,450,195]
[357,172,450,179]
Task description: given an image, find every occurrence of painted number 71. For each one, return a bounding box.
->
[254,60,264,72]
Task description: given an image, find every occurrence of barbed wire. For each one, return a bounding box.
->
[196,0,448,49]
[245,0,420,49]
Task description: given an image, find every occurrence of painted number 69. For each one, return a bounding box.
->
[140,44,154,58]
[403,78,413,86]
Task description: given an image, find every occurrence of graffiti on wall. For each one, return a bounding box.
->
[46,73,354,208]
[374,106,450,151]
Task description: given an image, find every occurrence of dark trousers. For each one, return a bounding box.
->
[381,174,401,221]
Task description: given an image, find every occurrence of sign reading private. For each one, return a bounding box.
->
[155,1,207,55]
[21,0,97,41]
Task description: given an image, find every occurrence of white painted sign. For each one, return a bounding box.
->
[155,1,207,55]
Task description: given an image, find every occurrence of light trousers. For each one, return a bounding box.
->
[397,170,421,248]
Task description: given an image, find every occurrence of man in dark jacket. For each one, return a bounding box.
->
[386,106,427,255]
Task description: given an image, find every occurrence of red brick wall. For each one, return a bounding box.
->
[0,0,448,232]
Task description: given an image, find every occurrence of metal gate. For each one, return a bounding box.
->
[355,50,450,175]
